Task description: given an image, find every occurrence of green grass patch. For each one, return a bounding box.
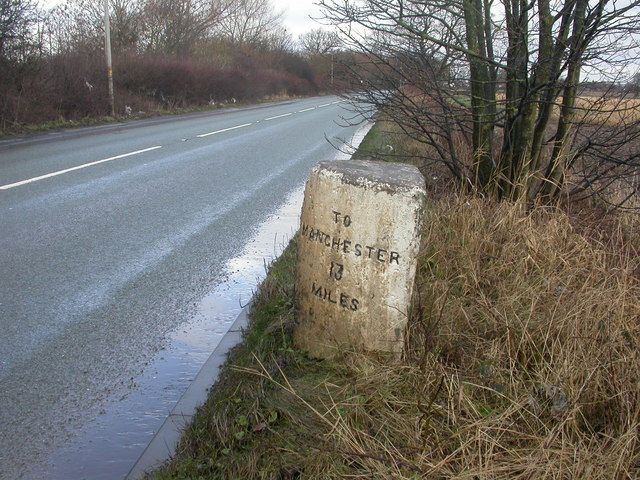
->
[351,118,412,161]
[350,119,385,160]
[149,239,349,479]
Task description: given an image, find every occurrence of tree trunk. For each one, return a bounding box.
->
[463,0,495,188]
[541,0,588,200]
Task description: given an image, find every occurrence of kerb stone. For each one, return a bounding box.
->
[294,159,426,358]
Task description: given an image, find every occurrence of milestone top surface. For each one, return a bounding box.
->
[315,160,426,193]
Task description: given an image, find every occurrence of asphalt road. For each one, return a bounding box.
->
[0,96,366,478]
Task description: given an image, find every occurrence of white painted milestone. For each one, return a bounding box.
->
[294,160,426,358]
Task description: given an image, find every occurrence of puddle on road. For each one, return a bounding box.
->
[30,120,372,480]
[35,186,304,480]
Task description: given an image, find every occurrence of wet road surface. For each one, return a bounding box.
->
[0,96,367,478]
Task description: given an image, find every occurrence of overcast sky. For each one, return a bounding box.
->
[274,0,326,37]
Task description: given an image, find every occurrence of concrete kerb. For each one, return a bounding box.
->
[126,302,251,479]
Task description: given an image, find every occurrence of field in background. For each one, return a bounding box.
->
[150,122,640,479]
[454,92,640,126]
[556,95,640,125]
[576,96,640,125]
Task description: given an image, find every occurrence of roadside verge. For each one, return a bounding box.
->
[142,117,640,479]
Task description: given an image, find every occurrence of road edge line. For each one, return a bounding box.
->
[264,112,293,121]
[196,123,252,138]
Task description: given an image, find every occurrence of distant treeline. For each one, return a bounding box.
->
[0,0,352,131]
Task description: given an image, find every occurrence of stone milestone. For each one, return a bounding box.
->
[294,159,426,358]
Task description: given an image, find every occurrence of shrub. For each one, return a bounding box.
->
[0,47,320,131]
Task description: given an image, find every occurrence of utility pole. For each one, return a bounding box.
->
[103,0,115,116]
[330,53,334,87]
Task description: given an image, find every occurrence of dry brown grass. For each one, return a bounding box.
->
[493,93,640,126]
[575,96,640,125]
[256,196,640,479]
[405,197,640,477]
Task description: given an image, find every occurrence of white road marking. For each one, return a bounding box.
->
[0,146,162,191]
[298,107,315,113]
[318,103,332,108]
[264,113,293,121]
[197,123,252,138]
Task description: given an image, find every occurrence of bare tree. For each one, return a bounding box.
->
[216,0,283,45]
[109,0,143,52]
[264,25,293,52]
[141,0,233,55]
[0,0,39,60]
[629,71,640,95]
[44,0,236,56]
[45,0,142,54]
[298,28,341,55]
[320,0,640,208]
